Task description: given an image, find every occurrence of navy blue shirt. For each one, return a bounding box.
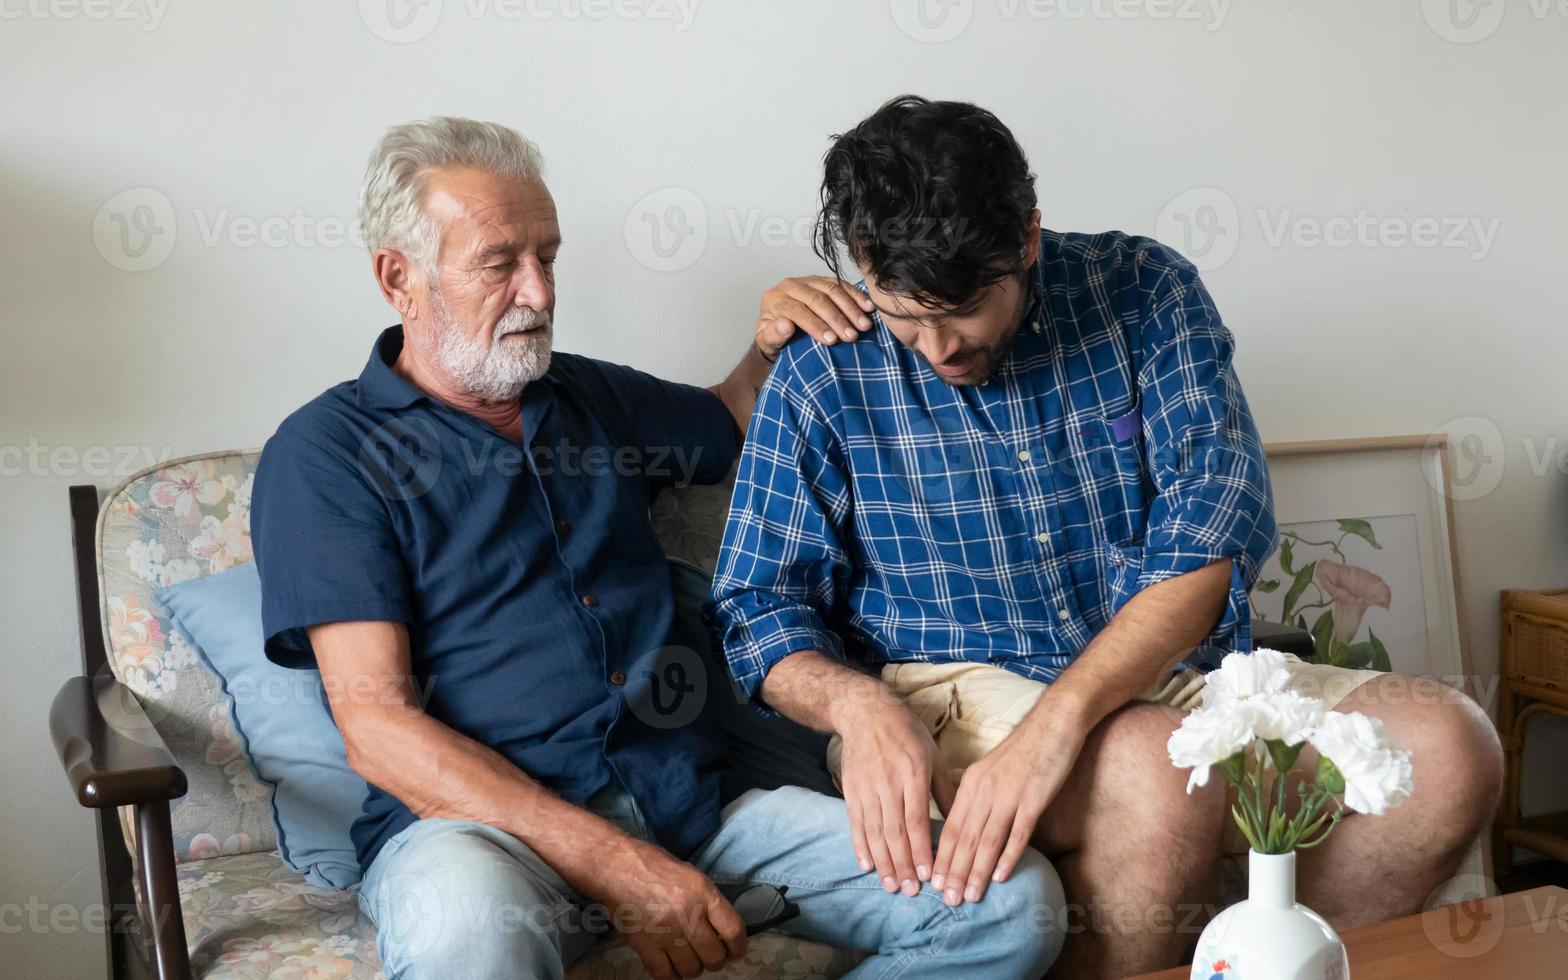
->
[252,326,737,872]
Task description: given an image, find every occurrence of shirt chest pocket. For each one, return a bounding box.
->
[1072,407,1151,548]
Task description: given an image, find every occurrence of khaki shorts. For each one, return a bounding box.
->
[826,654,1383,848]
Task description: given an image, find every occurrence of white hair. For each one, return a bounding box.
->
[359,116,544,270]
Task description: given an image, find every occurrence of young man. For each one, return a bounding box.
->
[252,116,1063,980]
[711,96,1502,978]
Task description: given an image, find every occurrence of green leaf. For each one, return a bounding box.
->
[1231,804,1263,852]
[1315,755,1346,795]
[1337,519,1382,549]
[1217,749,1247,787]
[1310,611,1334,662]
[1337,640,1375,670]
[1254,578,1281,594]
[1367,628,1393,672]
[1281,561,1317,622]
[1279,537,1296,575]
[1266,739,1304,774]
[1269,808,1289,851]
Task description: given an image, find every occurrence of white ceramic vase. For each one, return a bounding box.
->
[1189,849,1350,980]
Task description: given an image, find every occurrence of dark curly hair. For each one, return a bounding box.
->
[814,95,1038,312]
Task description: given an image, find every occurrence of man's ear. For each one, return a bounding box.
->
[1022,210,1042,267]
[372,249,421,321]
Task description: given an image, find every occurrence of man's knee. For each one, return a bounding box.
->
[963,848,1066,976]
[1398,682,1503,842]
[367,821,571,980]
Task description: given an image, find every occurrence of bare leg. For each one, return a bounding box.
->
[1293,673,1503,928]
[1032,702,1227,980]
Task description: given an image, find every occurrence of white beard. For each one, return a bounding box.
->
[427,290,553,400]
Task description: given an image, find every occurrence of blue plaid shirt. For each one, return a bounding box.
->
[710,230,1277,700]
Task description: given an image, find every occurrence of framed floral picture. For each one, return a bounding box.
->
[1251,435,1473,687]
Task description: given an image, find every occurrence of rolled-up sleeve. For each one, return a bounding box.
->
[1122,252,1277,657]
[708,354,852,703]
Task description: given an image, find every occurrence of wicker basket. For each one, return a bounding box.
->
[1502,590,1568,692]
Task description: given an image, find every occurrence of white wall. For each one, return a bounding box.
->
[3,2,1565,975]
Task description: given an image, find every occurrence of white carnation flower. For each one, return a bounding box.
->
[1306,711,1414,815]
[1202,647,1291,707]
[1168,702,1257,792]
[1247,690,1325,746]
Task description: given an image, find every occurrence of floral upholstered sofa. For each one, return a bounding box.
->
[72,449,865,980]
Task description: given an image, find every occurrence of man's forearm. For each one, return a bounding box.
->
[1027,558,1231,734]
[708,342,774,437]
[343,705,642,894]
[759,649,901,735]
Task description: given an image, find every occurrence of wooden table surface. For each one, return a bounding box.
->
[1131,885,1568,979]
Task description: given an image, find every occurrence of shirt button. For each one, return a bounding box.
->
[1057,608,1071,621]
[580,594,599,609]
[608,671,627,686]
[1035,532,1049,544]
[1017,450,1031,462]
[556,519,572,536]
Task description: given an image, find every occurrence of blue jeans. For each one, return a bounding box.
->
[359,784,1064,979]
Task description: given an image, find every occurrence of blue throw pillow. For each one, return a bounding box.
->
[157,562,366,889]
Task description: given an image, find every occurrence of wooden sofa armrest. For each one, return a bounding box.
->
[51,674,192,980]
[51,675,187,807]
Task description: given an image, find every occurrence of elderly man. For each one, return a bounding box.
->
[251,117,1063,980]
[711,96,1504,979]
